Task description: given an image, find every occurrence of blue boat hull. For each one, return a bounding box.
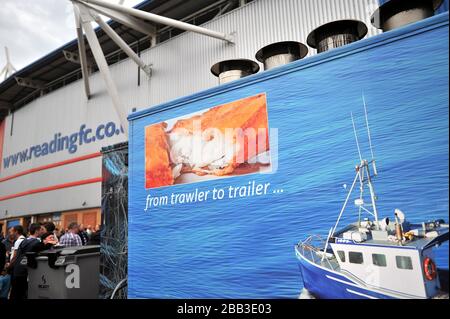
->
[296,251,396,299]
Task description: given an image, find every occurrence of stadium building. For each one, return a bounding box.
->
[0,0,448,234]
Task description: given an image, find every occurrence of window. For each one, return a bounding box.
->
[372,254,387,267]
[349,252,364,264]
[6,219,20,229]
[396,256,413,270]
[337,251,346,262]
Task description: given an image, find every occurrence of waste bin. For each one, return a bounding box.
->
[25,245,100,299]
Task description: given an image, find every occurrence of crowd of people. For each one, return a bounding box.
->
[0,222,101,300]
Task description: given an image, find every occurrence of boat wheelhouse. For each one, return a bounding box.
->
[296,215,448,299]
[295,101,449,299]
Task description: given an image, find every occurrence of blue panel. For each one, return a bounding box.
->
[128,14,449,298]
[437,0,449,14]
[6,219,20,228]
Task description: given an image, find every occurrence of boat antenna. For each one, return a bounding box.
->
[363,94,375,159]
[362,93,378,175]
[351,112,363,163]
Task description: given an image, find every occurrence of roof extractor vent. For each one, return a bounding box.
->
[371,0,443,32]
[211,59,260,84]
[307,20,368,53]
[255,41,308,70]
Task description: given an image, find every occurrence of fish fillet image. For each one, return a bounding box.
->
[145,122,174,189]
[145,93,269,188]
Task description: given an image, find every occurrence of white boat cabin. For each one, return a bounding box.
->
[330,236,440,298]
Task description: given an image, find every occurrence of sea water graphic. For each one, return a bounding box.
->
[128,16,449,298]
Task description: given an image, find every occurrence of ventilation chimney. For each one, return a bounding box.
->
[255,41,308,70]
[211,59,260,84]
[371,0,443,32]
[307,20,368,53]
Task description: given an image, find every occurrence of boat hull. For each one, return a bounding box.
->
[296,249,396,299]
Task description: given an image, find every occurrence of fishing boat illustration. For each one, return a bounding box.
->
[295,97,449,299]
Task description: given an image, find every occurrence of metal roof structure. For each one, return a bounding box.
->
[0,0,247,120]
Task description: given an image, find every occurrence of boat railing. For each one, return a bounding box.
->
[297,235,340,271]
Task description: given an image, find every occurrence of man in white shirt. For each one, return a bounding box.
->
[9,225,25,261]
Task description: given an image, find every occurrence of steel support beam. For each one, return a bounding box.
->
[93,13,152,77]
[75,0,235,43]
[14,77,44,90]
[73,5,91,99]
[63,50,81,64]
[81,2,157,37]
[77,5,128,136]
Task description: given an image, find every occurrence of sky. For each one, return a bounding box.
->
[0,0,144,75]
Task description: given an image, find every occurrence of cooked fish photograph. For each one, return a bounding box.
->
[145,93,271,189]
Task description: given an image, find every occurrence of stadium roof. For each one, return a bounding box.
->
[0,0,241,121]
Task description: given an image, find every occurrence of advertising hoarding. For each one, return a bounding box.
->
[128,14,449,298]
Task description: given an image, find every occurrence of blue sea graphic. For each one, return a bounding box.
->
[128,15,449,298]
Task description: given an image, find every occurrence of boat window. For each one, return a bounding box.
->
[349,252,364,264]
[396,256,413,270]
[372,254,387,267]
[337,251,346,262]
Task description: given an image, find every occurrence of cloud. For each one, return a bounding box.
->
[0,0,144,75]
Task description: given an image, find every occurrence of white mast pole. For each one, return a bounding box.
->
[1,46,17,80]
[365,161,379,227]
[351,112,363,163]
[363,93,378,176]
[5,47,11,65]
[363,94,375,160]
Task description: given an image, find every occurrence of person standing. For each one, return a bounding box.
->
[0,240,10,300]
[9,223,44,300]
[59,223,83,247]
[0,240,5,274]
[2,230,15,261]
[41,222,59,245]
[78,224,89,246]
[54,228,62,240]
[32,222,59,252]
[1,227,19,299]
[87,224,101,245]
[86,225,93,238]
[9,225,25,262]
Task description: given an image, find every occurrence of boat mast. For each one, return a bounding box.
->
[363,94,376,173]
[352,112,364,227]
[364,159,379,228]
[362,94,379,227]
[328,93,380,239]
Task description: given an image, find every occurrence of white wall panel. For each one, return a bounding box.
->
[0,157,102,196]
[0,183,101,218]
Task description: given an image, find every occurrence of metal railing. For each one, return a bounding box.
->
[297,235,340,271]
